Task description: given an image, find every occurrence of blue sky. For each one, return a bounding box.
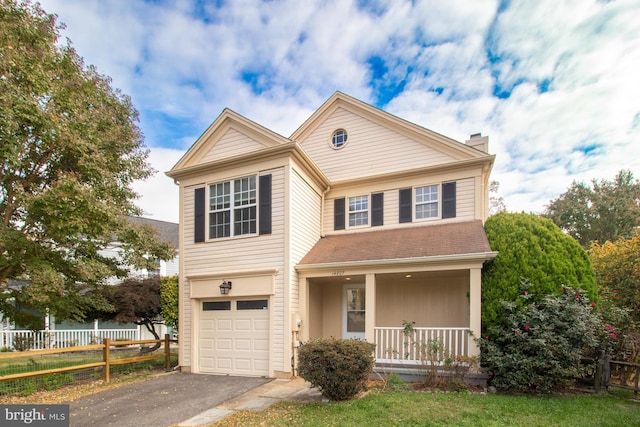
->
[38,0,640,223]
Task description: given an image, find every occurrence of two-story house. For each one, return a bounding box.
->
[167,92,496,378]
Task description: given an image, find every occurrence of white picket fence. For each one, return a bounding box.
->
[0,329,140,351]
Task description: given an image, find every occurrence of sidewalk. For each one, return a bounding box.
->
[177,377,323,426]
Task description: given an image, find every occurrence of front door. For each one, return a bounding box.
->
[343,284,365,339]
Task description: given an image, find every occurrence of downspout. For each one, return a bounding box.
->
[320,186,330,237]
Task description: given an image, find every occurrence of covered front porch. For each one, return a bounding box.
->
[296,221,496,367]
[298,268,483,366]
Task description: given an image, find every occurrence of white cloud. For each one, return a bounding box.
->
[131,147,184,223]
[36,0,640,221]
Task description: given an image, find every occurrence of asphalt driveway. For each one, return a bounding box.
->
[68,372,271,427]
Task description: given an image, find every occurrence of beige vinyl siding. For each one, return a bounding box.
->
[455,177,475,220]
[289,167,322,314]
[375,271,469,327]
[181,186,196,367]
[200,127,269,164]
[182,167,286,372]
[299,107,457,182]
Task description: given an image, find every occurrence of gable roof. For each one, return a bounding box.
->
[290,92,488,161]
[169,108,292,173]
[298,220,495,268]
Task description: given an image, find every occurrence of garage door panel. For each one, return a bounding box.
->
[254,359,269,371]
[200,358,214,368]
[235,319,251,331]
[200,350,215,360]
[235,339,251,351]
[235,359,252,371]
[216,338,233,350]
[255,319,269,330]
[217,358,232,370]
[200,339,214,350]
[254,339,269,351]
[217,319,233,330]
[201,319,215,329]
[199,299,269,376]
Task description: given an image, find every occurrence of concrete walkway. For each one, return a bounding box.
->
[177,377,323,426]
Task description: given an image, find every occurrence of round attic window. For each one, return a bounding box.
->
[331,129,348,149]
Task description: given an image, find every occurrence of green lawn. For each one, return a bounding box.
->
[213,389,640,427]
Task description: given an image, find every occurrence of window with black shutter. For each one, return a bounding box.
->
[334,198,345,230]
[194,173,273,241]
[259,174,272,234]
[194,187,205,243]
[371,192,384,226]
[399,188,412,223]
[442,181,456,219]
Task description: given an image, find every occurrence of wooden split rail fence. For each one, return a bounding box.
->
[594,350,640,396]
[0,334,176,384]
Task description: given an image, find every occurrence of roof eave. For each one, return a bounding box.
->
[296,251,498,272]
[166,142,330,187]
[329,155,496,189]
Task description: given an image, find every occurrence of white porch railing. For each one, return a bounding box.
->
[374,327,470,365]
[0,329,140,351]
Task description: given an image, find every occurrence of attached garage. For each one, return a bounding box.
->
[198,299,270,376]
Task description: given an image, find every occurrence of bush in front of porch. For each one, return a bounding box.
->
[479,283,611,393]
[297,338,375,401]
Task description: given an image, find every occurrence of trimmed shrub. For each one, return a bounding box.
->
[297,338,375,401]
[480,283,608,393]
[482,212,597,331]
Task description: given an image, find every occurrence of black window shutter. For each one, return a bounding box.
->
[371,192,384,226]
[442,181,456,219]
[334,198,345,230]
[259,174,272,235]
[399,188,412,223]
[194,187,205,243]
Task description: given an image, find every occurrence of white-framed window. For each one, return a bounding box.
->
[209,175,256,239]
[415,184,438,219]
[348,195,369,227]
[330,129,348,149]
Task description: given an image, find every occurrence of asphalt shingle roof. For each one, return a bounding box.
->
[127,216,179,249]
[299,220,491,265]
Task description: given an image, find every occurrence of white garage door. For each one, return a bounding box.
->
[199,299,269,376]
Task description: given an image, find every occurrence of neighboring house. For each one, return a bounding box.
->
[54,216,180,339]
[167,92,497,378]
[1,218,179,335]
[100,216,180,283]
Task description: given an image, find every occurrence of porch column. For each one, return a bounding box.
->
[469,267,482,357]
[365,273,376,343]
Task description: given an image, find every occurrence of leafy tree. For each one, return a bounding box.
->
[0,1,174,327]
[97,276,164,351]
[589,233,640,327]
[482,212,596,330]
[489,180,506,216]
[544,170,640,248]
[160,275,179,332]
